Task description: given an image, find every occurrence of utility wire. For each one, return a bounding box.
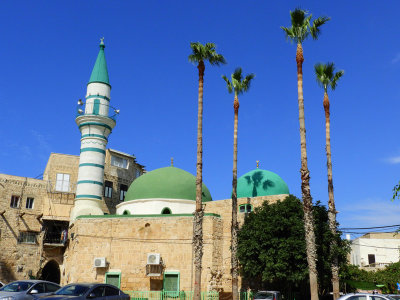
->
[339,224,400,230]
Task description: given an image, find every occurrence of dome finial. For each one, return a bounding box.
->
[100,37,105,49]
[171,157,174,167]
[256,160,259,168]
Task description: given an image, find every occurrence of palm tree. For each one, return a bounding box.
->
[281,8,330,300]
[315,62,344,300]
[222,67,254,300]
[189,42,226,300]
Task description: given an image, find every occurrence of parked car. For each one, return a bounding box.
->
[0,280,60,300]
[388,296,400,300]
[338,293,395,300]
[40,283,130,300]
[253,291,281,300]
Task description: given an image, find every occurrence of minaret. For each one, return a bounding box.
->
[70,39,116,221]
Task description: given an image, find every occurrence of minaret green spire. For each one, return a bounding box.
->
[88,38,110,86]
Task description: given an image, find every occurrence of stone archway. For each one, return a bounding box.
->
[39,260,60,284]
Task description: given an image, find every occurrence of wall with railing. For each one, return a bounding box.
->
[124,291,219,300]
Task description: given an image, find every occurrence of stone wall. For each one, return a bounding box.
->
[63,195,288,293]
[0,174,47,283]
[63,214,223,291]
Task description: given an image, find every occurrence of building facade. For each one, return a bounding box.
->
[0,40,291,298]
[0,150,144,283]
[350,232,400,270]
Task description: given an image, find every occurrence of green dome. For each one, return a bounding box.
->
[237,169,289,198]
[125,166,212,202]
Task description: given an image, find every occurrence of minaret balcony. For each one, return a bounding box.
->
[76,100,119,122]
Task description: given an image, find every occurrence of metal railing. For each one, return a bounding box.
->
[125,291,219,300]
[76,101,119,121]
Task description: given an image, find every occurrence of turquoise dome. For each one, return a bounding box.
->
[125,166,212,202]
[237,169,289,198]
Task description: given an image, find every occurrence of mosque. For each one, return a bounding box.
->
[0,41,290,296]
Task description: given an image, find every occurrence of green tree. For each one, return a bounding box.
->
[222,67,255,300]
[237,195,350,299]
[314,62,344,300]
[281,9,330,300]
[188,42,226,299]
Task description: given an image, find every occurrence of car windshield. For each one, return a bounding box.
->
[254,292,274,299]
[55,285,90,296]
[0,281,35,292]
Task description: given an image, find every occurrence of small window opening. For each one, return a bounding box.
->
[161,207,171,215]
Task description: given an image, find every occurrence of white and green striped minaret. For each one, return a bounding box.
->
[70,39,116,221]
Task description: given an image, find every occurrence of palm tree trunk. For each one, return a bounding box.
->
[323,92,340,300]
[193,60,205,300]
[296,43,319,300]
[231,94,239,300]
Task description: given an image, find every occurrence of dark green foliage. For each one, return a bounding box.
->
[341,262,400,294]
[314,62,344,92]
[237,195,350,297]
[281,8,330,44]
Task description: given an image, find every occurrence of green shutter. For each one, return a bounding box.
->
[105,274,120,288]
[163,274,179,291]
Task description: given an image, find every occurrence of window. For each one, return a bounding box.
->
[10,195,20,208]
[347,297,367,300]
[135,169,141,178]
[33,283,45,293]
[163,272,179,295]
[368,254,376,265]
[239,204,253,213]
[45,283,60,293]
[91,286,105,297]
[26,197,34,209]
[105,286,120,296]
[161,207,171,215]
[18,232,37,244]
[55,173,70,192]
[104,181,113,198]
[93,99,100,115]
[105,272,121,288]
[119,184,128,201]
[111,156,128,169]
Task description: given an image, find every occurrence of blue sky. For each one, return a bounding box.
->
[1,1,400,236]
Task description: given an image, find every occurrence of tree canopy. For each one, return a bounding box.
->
[237,195,350,298]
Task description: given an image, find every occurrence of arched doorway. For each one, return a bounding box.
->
[39,260,60,284]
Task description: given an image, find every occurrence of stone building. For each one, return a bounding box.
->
[0,40,290,297]
[0,150,144,283]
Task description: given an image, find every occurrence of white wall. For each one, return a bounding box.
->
[116,198,196,215]
[351,237,400,267]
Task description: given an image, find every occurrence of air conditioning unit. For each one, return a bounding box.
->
[93,257,106,268]
[147,253,160,265]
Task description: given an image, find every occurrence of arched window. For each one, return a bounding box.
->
[161,207,171,215]
[123,210,130,215]
[93,99,100,115]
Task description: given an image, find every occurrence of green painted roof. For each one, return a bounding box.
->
[125,166,212,202]
[237,169,289,198]
[88,41,110,86]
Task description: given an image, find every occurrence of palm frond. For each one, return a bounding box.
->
[331,70,344,91]
[222,75,233,94]
[282,9,329,44]
[290,8,307,27]
[314,62,344,92]
[225,67,255,95]
[310,16,330,40]
[281,26,296,42]
[188,42,226,65]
